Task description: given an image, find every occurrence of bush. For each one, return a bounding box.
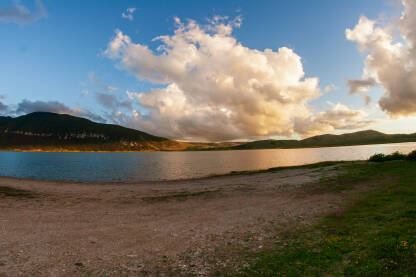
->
[369,153,387,162]
[369,151,416,162]
[386,151,407,161]
[369,151,406,162]
[406,150,416,161]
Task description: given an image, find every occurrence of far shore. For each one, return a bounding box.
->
[1,139,416,153]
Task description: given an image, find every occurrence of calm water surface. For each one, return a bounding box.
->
[1,142,416,182]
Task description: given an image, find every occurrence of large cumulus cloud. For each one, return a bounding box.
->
[346,0,416,117]
[294,103,373,137]
[106,17,371,141]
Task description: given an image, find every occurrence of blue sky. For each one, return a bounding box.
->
[1,0,415,141]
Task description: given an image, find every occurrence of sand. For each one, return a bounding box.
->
[0,163,371,276]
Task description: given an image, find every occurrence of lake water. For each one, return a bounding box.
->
[1,142,416,182]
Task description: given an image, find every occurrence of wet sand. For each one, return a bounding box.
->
[0,163,372,276]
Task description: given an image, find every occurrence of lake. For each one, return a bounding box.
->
[1,142,416,182]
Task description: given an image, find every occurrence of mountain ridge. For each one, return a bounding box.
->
[230,129,416,150]
[1,112,416,151]
[0,112,188,151]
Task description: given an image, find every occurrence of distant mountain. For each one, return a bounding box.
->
[1,113,415,152]
[0,112,188,151]
[231,130,416,150]
[185,141,244,150]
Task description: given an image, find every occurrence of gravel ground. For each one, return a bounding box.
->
[0,164,366,276]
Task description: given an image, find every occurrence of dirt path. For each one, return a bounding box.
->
[0,164,369,276]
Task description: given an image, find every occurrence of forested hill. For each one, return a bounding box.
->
[1,113,415,152]
[231,130,416,150]
[0,112,188,151]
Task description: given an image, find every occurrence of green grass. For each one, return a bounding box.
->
[238,160,416,276]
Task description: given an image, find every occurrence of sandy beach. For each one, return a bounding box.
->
[0,163,376,276]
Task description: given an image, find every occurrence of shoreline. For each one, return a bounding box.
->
[1,139,416,153]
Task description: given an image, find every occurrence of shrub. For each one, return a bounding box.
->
[369,153,387,162]
[386,151,406,161]
[369,151,406,162]
[406,150,416,161]
[369,150,416,162]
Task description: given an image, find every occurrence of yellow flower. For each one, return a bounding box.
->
[400,241,409,249]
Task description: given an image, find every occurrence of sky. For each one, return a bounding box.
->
[0,0,416,141]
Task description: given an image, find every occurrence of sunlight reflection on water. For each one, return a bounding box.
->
[1,142,416,182]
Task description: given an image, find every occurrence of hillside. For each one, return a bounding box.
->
[231,130,416,150]
[0,112,187,151]
[1,114,416,152]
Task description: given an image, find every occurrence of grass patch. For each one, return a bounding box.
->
[308,161,384,192]
[142,190,220,202]
[0,186,36,198]
[237,160,416,276]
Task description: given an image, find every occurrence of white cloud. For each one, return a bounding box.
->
[106,17,372,141]
[0,0,47,25]
[346,0,416,117]
[88,72,118,93]
[127,7,136,14]
[126,90,138,100]
[106,86,118,92]
[16,99,73,114]
[0,95,8,113]
[324,84,339,93]
[95,92,132,110]
[14,99,106,122]
[345,77,377,104]
[293,103,373,137]
[86,73,131,112]
[122,7,136,21]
